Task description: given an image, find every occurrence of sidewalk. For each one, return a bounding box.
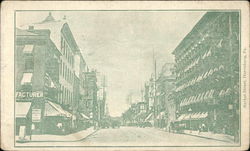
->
[150,127,235,143]
[181,130,235,143]
[16,127,97,142]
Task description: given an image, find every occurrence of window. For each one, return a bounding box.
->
[61,37,63,51]
[65,88,68,104]
[69,71,71,83]
[66,67,68,81]
[59,60,61,75]
[62,63,65,77]
[69,56,72,66]
[70,92,72,105]
[65,45,68,59]
[23,45,34,54]
[63,40,66,54]
[25,57,34,70]
[61,86,64,104]
[58,84,61,103]
[65,65,67,80]
[21,72,33,85]
[67,90,69,105]
[65,89,67,104]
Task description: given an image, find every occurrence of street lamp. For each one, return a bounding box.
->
[188,108,192,132]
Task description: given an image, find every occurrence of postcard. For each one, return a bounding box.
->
[1,1,249,150]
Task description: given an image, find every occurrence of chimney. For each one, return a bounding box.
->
[28,26,34,30]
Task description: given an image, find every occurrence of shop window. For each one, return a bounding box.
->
[25,57,34,70]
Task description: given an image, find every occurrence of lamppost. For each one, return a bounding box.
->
[188,108,192,132]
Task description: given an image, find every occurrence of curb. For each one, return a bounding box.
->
[79,129,99,142]
[16,129,99,143]
[179,132,234,143]
[152,127,234,143]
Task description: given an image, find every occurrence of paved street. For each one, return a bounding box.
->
[80,127,233,146]
[16,126,236,147]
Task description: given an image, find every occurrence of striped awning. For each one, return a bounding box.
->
[145,113,153,121]
[177,112,208,121]
[44,101,72,117]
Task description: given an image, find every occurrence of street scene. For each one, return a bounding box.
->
[15,11,240,146]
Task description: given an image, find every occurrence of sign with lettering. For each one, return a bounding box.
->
[16,91,43,99]
[32,109,41,122]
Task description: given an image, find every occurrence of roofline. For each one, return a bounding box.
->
[61,23,80,53]
[172,12,220,55]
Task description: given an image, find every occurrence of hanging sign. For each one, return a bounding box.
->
[32,109,41,122]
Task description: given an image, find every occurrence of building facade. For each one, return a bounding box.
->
[83,71,98,123]
[172,12,239,139]
[15,12,98,136]
[15,27,70,135]
[153,63,175,129]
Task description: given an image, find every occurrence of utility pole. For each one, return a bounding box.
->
[102,75,106,119]
[153,49,157,127]
[141,88,144,102]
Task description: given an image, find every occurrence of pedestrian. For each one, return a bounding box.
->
[198,125,201,134]
[202,123,206,132]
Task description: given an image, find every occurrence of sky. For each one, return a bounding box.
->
[16,11,205,117]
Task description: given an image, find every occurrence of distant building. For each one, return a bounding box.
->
[154,63,175,129]
[83,71,98,121]
[96,75,107,121]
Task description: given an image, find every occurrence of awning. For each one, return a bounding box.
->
[15,102,31,118]
[183,114,191,120]
[21,73,33,85]
[80,113,90,120]
[177,112,208,121]
[145,113,153,121]
[200,112,208,119]
[177,114,186,121]
[135,112,147,120]
[23,45,34,53]
[44,101,72,117]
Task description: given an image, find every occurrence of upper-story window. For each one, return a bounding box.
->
[25,57,34,71]
[61,36,63,51]
[62,63,65,78]
[23,45,34,54]
[21,72,33,85]
[63,40,66,55]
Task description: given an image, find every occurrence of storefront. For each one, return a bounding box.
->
[175,112,209,131]
[43,101,72,135]
[15,90,73,135]
[77,113,91,130]
[15,102,32,136]
[15,91,44,136]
